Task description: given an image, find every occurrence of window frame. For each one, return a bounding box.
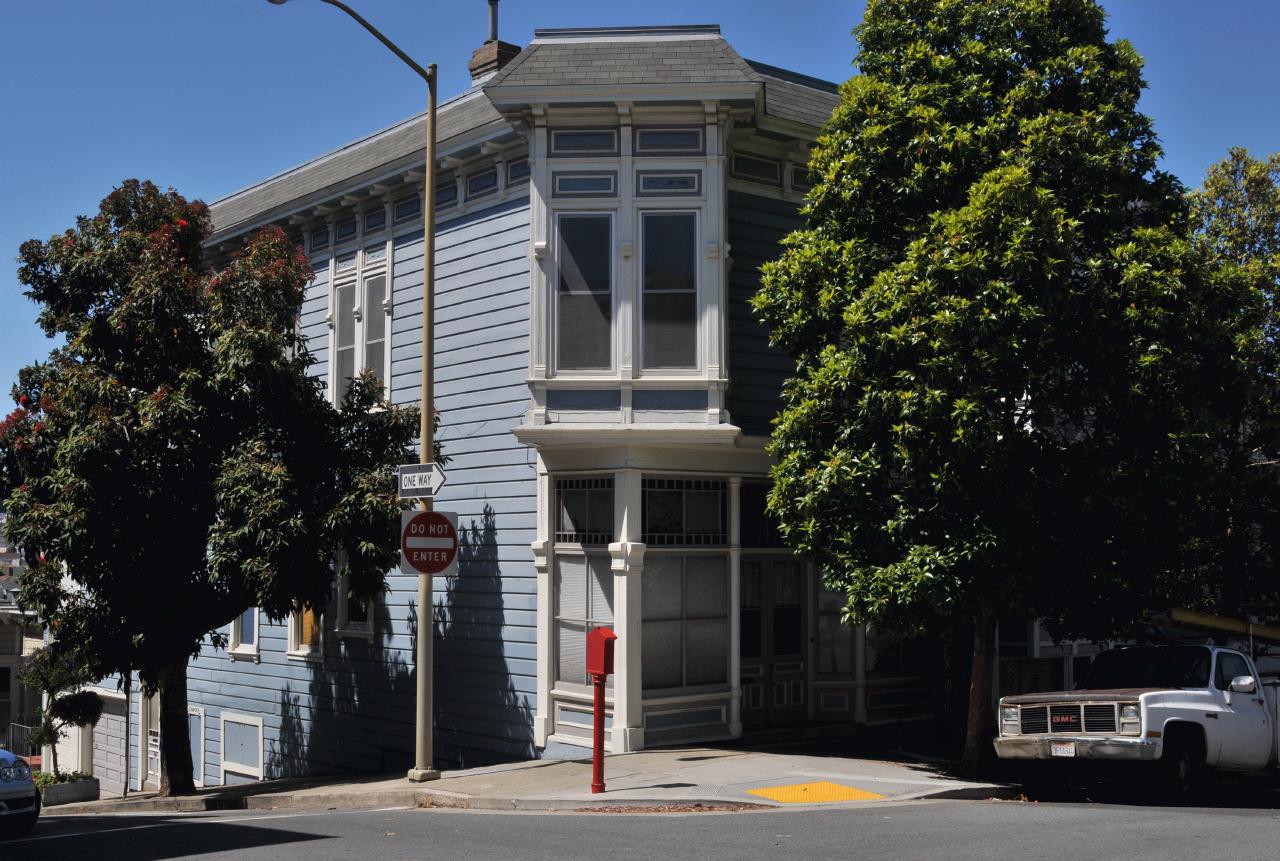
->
[326,228,392,405]
[638,209,701,373]
[335,552,373,640]
[228,607,259,661]
[640,550,730,695]
[552,210,616,376]
[219,712,264,784]
[286,604,323,662]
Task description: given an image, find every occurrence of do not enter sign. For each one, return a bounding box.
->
[400,510,459,576]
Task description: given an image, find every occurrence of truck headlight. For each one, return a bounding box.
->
[1001,706,1018,723]
[1119,703,1140,735]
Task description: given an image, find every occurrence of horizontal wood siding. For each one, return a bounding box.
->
[726,191,802,437]
[183,197,535,779]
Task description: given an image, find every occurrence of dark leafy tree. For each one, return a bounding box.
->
[18,646,104,777]
[754,0,1268,770]
[0,180,419,795]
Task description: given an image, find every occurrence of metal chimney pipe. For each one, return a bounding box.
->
[488,0,498,42]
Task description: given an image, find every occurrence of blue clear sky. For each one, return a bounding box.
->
[2,0,1278,392]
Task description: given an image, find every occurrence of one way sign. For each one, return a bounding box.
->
[397,463,447,499]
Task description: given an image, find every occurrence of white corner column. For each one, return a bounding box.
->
[531,456,554,747]
[608,468,645,753]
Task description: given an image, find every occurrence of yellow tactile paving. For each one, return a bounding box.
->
[746,781,885,803]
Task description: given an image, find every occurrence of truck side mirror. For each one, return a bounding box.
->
[1230,675,1257,694]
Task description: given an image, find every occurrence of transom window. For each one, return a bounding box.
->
[635,128,703,154]
[555,477,614,545]
[551,129,618,155]
[642,478,726,545]
[641,212,698,369]
[556,213,613,371]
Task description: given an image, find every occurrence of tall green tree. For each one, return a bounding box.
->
[0,180,418,795]
[754,0,1266,770]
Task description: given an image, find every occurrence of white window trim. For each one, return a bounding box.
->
[189,706,205,788]
[286,606,324,662]
[219,712,264,785]
[637,208,702,376]
[552,210,618,376]
[228,608,260,662]
[320,206,393,407]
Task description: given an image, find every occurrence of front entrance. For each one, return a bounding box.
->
[740,557,808,726]
[142,694,161,791]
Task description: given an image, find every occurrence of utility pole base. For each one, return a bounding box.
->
[407,767,441,782]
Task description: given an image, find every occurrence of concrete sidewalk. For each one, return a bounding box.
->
[45,747,1012,815]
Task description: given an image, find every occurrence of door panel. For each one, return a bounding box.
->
[740,558,807,726]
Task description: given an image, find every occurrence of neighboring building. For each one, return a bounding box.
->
[101,22,932,792]
[0,511,42,759]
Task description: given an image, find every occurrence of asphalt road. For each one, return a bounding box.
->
[10,796,1280,861]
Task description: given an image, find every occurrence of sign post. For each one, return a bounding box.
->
[585,627,617,794]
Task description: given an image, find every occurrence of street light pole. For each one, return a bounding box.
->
[267,0,440,782]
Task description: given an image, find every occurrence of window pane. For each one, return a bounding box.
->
[364,342,384,383]
[685,555,726,619]
[641,555,683,621]
[638,129,701,151]
[817,614,853,675]
[239,609,256,647]
[740,561,762,609]
[559,489,588,537]
[336,284,355,349]
[335,348,355,400]
[556,555,588,620]
[588,555,614,623]
[642,213,696,369]
[347,595,369,625]
[558,621,586,685]
[558,216,612,370]
[684,490,722,536]
[645,489,682,536]
[300,607,320,651]
[685,620,727,685]
[641,620,683,689]
[586,487,614,538]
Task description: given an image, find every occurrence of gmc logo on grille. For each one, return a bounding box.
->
[1052,715,1079,725]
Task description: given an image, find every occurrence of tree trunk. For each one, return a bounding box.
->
[961,606,997,776]
[46,716,60,777]
[157,655,195,797]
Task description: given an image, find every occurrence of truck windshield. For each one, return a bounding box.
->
[1078,646,1212,690]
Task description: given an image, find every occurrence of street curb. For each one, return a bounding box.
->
[900,784,1022,802]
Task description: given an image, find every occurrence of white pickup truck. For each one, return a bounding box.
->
[994,644,1279,796]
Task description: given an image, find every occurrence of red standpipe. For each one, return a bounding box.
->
[591,671,606,793]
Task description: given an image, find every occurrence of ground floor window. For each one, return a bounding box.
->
[641,554,728,691]
[554,552,614,686]
[816,583,854,676]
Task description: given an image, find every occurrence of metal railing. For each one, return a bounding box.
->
[4,723,39,758]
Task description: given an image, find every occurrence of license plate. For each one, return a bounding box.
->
[1050,742,1076,758]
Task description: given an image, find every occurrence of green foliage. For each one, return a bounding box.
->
[18,646,103,776]
[1,179,420,789]
[34,771,92,791]
[755,0,1268,642]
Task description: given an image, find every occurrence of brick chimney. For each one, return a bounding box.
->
[468,0,521,83]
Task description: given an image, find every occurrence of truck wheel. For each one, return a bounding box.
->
[1154,742,1200,801]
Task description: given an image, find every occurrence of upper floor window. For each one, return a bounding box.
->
[333,266,389,404]
[642,478,727,545]
[556,213,613,371]
[641,212,698,369]
[635,128,703,155]
[228,607,259,660]
[732,153,782,186]
[288,605,322,660]
[555,476,615,545]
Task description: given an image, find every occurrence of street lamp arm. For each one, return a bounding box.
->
[293,0,434,83]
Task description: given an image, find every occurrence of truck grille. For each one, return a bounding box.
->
[1019,706,1048,734]
[1083,704,1117,733]
[1049,705,1082,733]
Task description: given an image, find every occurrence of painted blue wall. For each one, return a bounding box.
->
[726,190,803,437]
[178,193,536,782]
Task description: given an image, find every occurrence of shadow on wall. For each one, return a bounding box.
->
[433,503,534,768]
[270,583,414,779]
[269,503,531,777]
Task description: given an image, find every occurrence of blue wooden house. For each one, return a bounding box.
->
[92,23,932,792]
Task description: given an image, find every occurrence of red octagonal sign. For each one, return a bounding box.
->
[401,510,458,576]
